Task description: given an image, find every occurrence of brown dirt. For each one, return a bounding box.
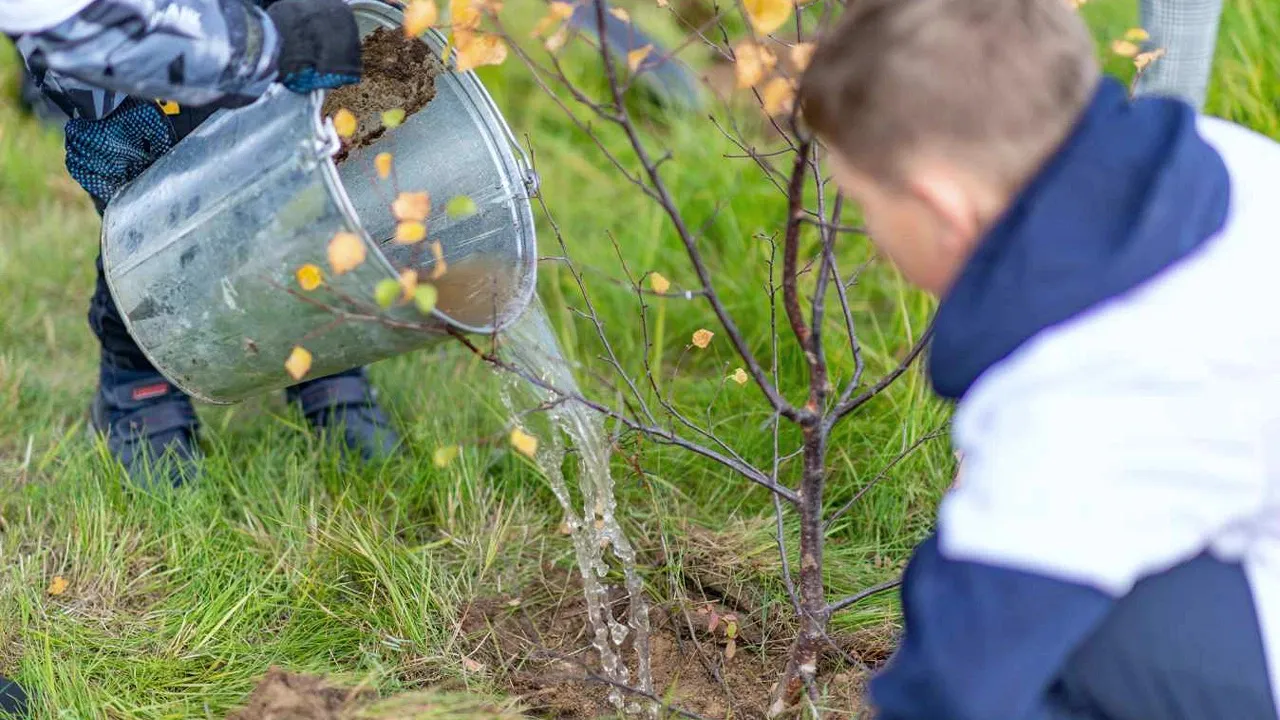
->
[322,26,443,162]
[460,567,884,719]
[226,669,376,720]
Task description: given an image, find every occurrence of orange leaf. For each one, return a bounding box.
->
[762,77,796,116]
[545,26,570,52]
[455,33,508,72]
[396,221,427,244]
[47,575,68,596]
[1111,39,1139,57]
[399,269,420,300]
[744,0,792,35]
[510,428,539,458]
[789,42,815,72]
[627,44,653,73]
[451,0,481,33]
[393,191,431,222]
[375,152,394,179]
[1134,47,1166,71]
[649,272,671,294]
[295,263,324,291]
[734,41,776,89]
[332,108,357,139]
[285,346,313,381]
[404,0,439,36]
[729,368,748,385]
[328,231,367,274]
[691,328,714,349]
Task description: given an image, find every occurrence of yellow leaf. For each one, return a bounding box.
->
[610,7,630,22]
[429,241,448,279]
[393,191,431,222]
[730,368,748,385]
[734,41,776,89]
[789,42,815,72]
[375,152,393,179]
[295,263,324,291]
[1124,27,1150,43]
[433,445,460,467]
[414,283,438,314]
[47,575,68,596]
[657,0,668,6]
[724,636,737,660]
[510,428,539,458]
[455,32,508,72]
[381,108,407,128]
[451,0,481,33]
[404,0,439,36]
[649,272,671,294]
[399,269,419,300]
[545,26,570,52]
[328,231,367,275]
[1134,47,1166,71]
[628,45,653,73]
[158,100,181,115]
[285,346,313,381]
[396,221,427,244]
[332,108,357,139]
[762,77,796,116]
[691,328,714,349]
[744,0,792,35]
[1111,39,1139,57]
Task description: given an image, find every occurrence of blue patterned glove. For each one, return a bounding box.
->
[65,99,176,208]
[267,0,363,93]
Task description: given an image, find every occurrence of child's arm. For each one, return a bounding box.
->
[7,0,358,117]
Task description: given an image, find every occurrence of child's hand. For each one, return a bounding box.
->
[267,0,363,93]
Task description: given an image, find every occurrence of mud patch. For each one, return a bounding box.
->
[322,26,443,162]
[461,568,882,719]
[226,669,374,720]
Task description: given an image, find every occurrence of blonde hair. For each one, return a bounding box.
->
[799,0,1100,192]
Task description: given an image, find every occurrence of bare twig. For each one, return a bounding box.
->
[827,577,903,615]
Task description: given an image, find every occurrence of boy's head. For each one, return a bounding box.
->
[799,0,1100,294]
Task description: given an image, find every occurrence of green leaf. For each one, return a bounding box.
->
[446,195,478,219]
[375,278,401,308]
[414,284,438,314]
[381,108,407,128]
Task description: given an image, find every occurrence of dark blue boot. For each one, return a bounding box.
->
[287,369,400,462]
[90,367,200,487]
[0,674,28,718]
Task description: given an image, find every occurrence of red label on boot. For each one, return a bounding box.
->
[131,383,171,401]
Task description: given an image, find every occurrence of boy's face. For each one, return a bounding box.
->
[828,152,987,297]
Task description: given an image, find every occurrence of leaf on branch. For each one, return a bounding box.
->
[657,0,669,6]
[648,272,671,294]
[446,194,478,218]
[451,0,482,33]
[724,637,737,660]
[762,76,796,116]
[414,283,439,314]
[691,328,714,349]
[455,32,509,72]
[744,0,792,35]
[545,26,570,53]
[399,269,419,300]
[382,108,407,128]
[1110,39,1139,57]
[47,575,68,596]
[393,191,431,222]
[285,346,313,381]
[396,221,428,244]
[1124,26,1150,43]
[734,41,776,89]
[790,42,816,72]
[328,231,367,274]
[295,263,323,291]
[404,0,439,36]
[375,152,393,179]
[729,368,748,385]
[533,1,576,36]
[609,7,630,22]
[510,427,539,458]
[434,445,460,467]
[332,108,357,138]
[627,44,653,73]
[375,278,401,308]
[429,241,449,279]
[1134,47,1165,71]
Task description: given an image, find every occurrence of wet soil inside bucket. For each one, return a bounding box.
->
[322,26,443,162]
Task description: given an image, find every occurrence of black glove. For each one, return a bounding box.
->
[266,0,363,93]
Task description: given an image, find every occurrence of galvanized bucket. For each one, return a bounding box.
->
[100,0,538,405]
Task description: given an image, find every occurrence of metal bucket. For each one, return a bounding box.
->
[100,0,538,405]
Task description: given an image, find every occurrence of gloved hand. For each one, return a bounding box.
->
[267,0,363,93]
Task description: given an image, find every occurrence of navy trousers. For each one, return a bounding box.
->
[1047,553,1277,720]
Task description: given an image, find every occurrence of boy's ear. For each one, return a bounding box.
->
[906,169,981,250]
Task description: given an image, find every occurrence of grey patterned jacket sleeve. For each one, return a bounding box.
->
[14,0,280,121]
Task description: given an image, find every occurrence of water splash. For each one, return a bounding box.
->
[497,300,654,714]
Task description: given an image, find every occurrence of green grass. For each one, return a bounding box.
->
[2,0,1279,716]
